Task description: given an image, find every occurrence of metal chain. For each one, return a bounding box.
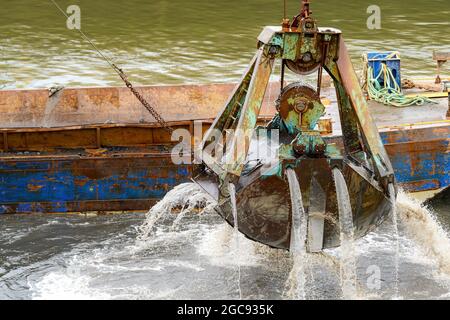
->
[49,0,173,133]
[113,65,173,133]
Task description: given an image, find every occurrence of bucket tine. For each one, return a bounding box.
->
[286,168,307,254]
[332,167,357,299]
[333,168,354,238]
[308,176,326,253]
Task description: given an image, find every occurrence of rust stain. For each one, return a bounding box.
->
[85,148,108,157]
[27,184,44,192]
[385,139,446,176]
[74,177,90,187]
[111,183,122,193]
[401,179,441,192]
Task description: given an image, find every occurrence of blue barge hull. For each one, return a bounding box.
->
[0,84,448,214]
[0,152,192,214]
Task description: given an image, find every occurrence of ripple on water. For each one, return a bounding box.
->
[1,188,450,300]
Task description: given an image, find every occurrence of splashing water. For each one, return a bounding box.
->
[2,182,450,299]
[333,168,358,300]
[285,168,308,300]
[137,183,216,241]
[397,190,450,274]
[228,183,242,300]
[388,184,400,298]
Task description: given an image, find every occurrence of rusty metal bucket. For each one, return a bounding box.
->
[194,2,396,252]
[195,156,391,251]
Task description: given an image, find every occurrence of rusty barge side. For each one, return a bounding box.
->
[0,84,448,214]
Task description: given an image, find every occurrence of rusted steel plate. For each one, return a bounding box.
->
[400,179,442,193]
[384,139,448,191]
[0,83,281,128]
[229,48,275,176]
[0,153,191,214]
[0,200,157,214]
[0,122,207,152]
[380,123,449,191]
[433,51,450,61]
[5,128,98,151]
[0,123,447,214]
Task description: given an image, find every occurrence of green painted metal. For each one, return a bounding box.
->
[282,33,300,60]
[200,24,395,188]
[227,46,275,178]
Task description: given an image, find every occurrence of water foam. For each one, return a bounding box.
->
[397,190,450,274]
[197,223,262,268]
[333,168,358,300]
[137,183,216,241]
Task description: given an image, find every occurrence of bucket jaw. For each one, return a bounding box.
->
[194,2,396,251]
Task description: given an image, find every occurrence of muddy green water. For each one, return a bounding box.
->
[1,0,449,88]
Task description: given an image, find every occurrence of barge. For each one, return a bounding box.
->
[0,83,448,214]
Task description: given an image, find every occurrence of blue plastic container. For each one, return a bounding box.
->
[366,52,401,90]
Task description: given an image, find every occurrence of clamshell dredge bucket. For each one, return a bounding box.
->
[194,1,396,252]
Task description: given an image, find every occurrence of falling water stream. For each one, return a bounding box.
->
[228,183,242,300]
[332,168,358,300]
[389,183,400,298]
[285,168,308,300]
[137,183,216,241]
